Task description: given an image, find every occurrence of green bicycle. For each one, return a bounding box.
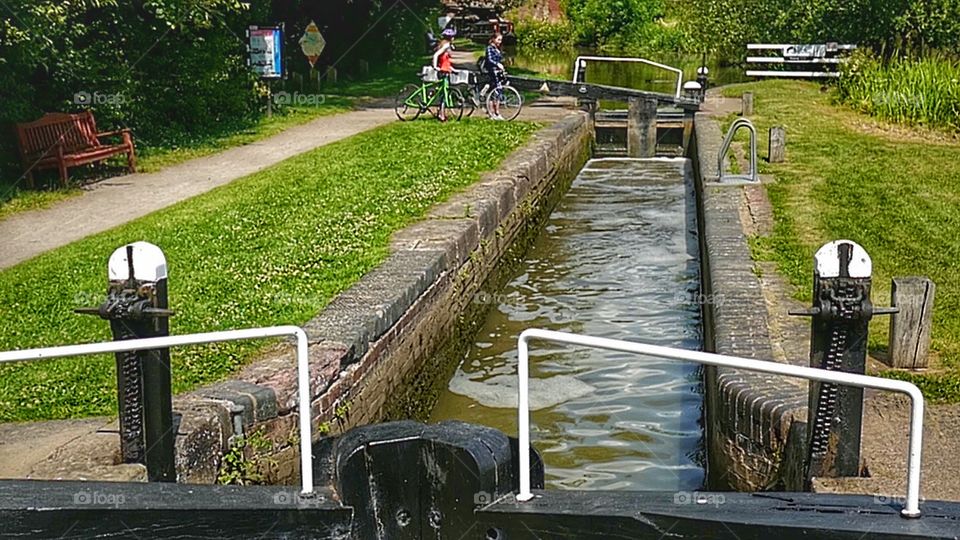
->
[395,68,467,122]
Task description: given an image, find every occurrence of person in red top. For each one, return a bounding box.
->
[432,28,457,122]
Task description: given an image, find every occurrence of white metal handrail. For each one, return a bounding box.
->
[572,56,683,100]
[0,326,315,496]
[516,328,925,518]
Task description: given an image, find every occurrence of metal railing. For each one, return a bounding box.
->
[515,328,925,518]
[572,56,683,100]
[0,326,316,496]
[718,118,759,183]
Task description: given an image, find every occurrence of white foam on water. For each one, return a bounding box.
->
[447,373,596,410]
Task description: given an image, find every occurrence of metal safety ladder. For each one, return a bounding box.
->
[718,118,759,183]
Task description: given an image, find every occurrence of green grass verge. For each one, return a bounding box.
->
[0,119,541,421]
[321,59,430,99]
[0,100,353,218]
[0,189,82,221]
[136,100,353,172]
[721,80,960,402]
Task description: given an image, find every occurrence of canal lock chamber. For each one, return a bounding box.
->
[430,126,710,494]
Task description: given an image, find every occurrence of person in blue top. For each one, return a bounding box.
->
[484,34,506,120]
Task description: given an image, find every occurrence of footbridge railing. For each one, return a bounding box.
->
[507,53,701,110]
[507,75,701,110]
[573,55,684,99]
[515,328,926,518]
[0,326,317,496]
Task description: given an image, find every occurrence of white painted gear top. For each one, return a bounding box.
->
[815,240,871,279]
[108,241,167,281]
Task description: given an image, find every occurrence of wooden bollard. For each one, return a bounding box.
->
[742,92,754,116]
[324,66,337,85]
[888,277,935,369]
[769,126,786,163]
[627,96,658,158]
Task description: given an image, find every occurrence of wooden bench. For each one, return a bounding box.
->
[15,111,136,188]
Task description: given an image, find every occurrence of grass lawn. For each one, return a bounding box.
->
[136,100,353,172]
[0,189,83,221]
[720,80,960,402]
[0,119,541,421]
[0,100,353,218]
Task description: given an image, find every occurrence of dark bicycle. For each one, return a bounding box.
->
[460,69,522,121]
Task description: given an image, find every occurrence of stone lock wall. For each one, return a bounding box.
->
[693,112,808,492]
[25,113,594,485]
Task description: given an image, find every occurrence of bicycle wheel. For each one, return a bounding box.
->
[462,86,482,117]
[486,86,523,121]
[425,85,443,119]
[426,86,463,121]
[449,88,467,121]
[395,83,424,121]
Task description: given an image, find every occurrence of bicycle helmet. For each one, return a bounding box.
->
[441,27,457,39]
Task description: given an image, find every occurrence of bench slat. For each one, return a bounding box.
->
[15,110,136,188]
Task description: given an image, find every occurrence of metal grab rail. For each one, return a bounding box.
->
[0,326,315,496]
[572,56,683,100]
[516,328,925,519]
[718,118,759,183]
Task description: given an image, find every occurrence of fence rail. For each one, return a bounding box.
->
[746,43,857,79]
[572,55,683,100]
[0,326,316,496]
[515,328,925,518]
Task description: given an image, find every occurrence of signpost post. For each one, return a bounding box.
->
[247,25,285,117]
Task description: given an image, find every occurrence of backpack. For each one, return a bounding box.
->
[477,54,487,71]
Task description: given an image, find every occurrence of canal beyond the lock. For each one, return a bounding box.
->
[430,158,705,492]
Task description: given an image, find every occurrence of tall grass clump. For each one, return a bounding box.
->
[836,51,960,132]
[513,18,576,49]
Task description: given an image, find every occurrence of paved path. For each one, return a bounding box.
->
[0,107,395,270]
[0,418,108,479]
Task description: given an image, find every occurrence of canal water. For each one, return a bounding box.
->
[430,158,705,492]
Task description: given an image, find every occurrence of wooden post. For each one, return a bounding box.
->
[357,59,369,78]
[325,66,337,84]
[888,277,935,369]
[627,97,657,158]
[769,126,786,163]
[682,110,695,153]
[266,83,272,118]
[293,72,303,93]
[742,92,754,116]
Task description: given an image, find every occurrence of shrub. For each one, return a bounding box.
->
[673,0,960,58]
[563,0,666,50]
[836,50,960,132]
[0,0,268,192]
[514,19,576,49]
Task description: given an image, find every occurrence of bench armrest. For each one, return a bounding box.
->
[95,128,132,140]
